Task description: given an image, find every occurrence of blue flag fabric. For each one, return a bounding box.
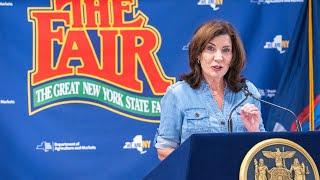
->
[267,1,320,131]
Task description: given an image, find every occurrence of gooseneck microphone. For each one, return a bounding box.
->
[227,83,250,132]
[240,82,302,132]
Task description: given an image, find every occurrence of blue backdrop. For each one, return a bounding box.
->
[0,0,318,179]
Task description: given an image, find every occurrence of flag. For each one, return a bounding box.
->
[266,1,320,131]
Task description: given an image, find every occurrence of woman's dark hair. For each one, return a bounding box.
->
[181,20,246,92]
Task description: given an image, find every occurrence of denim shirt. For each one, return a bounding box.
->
[155,80,265,149]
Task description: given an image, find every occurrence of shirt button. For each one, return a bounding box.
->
[221,121,225,125]
[195,113,199,118]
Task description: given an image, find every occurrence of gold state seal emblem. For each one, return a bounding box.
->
[239,138,319,180]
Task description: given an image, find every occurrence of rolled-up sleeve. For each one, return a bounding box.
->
[154,86,183,149]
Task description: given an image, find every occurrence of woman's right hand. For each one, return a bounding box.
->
[157,148,175,161]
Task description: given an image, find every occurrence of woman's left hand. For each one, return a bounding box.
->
[239,103,261,132]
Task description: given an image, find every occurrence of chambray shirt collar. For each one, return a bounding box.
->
[198,79,233,116]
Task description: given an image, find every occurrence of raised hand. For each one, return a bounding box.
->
[240,103,261,132]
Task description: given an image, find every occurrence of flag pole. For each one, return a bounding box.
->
[308,0,315,131]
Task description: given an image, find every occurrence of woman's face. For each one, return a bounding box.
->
[198,34,233,82]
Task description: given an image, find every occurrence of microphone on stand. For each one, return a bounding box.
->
[227,83,250,132]
[240,82,302,132]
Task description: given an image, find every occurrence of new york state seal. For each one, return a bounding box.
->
[239,138,319,180]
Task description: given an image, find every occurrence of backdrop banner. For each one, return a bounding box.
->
[0,0,317,179]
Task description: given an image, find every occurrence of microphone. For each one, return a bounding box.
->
[240,82,302,132]
[227,82,250,132]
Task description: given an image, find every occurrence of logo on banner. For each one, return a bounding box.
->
[36,141,96,152]
[123,135,151,154]
[0,1,13,7]
[27,0,175,122]
[0,99,15,105]
[239,138,319,180]
[258,88,276,98]
[250,0,304,4]
[182,42,190,51]
[197,0,223,11]
[264,35,289,54]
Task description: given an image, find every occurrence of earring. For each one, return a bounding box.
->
[197,59,200,64]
